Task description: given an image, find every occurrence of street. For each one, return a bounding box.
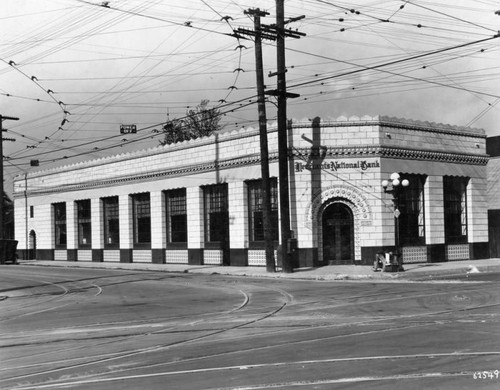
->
[1,265,499,389]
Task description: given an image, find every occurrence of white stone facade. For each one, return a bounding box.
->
[13,115,489,266]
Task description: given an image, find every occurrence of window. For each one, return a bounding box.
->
[203,184,228,243]
[30,206,34,218]
[76,199,92,247]
[132,193,151,245]
[247,178,279,242]
[443,176,468,244]
[398,174,426,245]
[53,202,66,247]
[103,196,119,247]
[165,189,187,243]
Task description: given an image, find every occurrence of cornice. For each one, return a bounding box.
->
[18,152,277,197]
[292,146,488,165]
[378,146,489,164]
[16,146,488,198]
[290,115,485,139]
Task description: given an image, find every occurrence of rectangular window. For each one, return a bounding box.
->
[30,205,34,218]
[203,184,228,243]
[53,202,67,248]
[398,174,426,245]
[132,193,151,246]
[443,176,468,244]
[103,196,119,247]
[165,189,187,244]
[247,178,279,242]
[76,199,92,247]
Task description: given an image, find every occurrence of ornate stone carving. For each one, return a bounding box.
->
[305,184,372,230]
[305,184,372,262]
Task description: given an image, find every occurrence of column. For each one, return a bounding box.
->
[187,187,204,265]
[151,190,166,263]
[91,198,104,262]
[119,194,133,262]
[66,201,78,261]
[467,176,489,259]
[228,181,248,266]
[424,175,445,262]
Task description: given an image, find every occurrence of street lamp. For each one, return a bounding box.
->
[382,172,409,271]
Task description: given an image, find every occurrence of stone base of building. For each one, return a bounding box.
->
[16,242,491,267]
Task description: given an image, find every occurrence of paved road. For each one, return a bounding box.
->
[1,266,499,389]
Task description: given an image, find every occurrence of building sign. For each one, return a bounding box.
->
[294,159,380,172]
[120,124,137,134]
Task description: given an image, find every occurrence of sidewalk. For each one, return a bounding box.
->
[16,258,500,281]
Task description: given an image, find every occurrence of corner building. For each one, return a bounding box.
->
[13,115,490,267]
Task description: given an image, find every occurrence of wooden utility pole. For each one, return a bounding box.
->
[275,0,291,273]
[237,5,304,273]
[240,9,276,272]
[0,115,19,239]
[274,0,304,273]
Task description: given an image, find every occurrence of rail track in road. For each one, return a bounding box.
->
[1,266,499,390]
[0,268,294,388]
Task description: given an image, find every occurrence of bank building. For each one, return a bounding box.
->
[13,115,490,268]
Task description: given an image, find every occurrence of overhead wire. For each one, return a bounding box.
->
[2,0,499,179]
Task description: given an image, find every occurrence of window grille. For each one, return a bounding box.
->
[53,202,67,247]
[203,184,228,243]
[103,196,119,247]
[247,179,279,242]
[165,189,187,243]
[443,176,468,244]
[76,199,91,247]
[398,174,426,245]
[132,193,151,245]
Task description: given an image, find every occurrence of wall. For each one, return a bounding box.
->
[14,115,490,265]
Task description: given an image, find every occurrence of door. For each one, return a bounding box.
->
[29,230,37,260]
[322,203,354,264]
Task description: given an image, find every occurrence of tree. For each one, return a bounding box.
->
[160,100,222,146]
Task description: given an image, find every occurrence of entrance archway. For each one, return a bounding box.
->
[322,202,354,264]
[28,230,37,260]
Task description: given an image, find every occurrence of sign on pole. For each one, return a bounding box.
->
[120,124,137,134]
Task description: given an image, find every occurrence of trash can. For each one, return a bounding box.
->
[287,238,298,268]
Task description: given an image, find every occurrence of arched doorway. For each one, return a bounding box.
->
[322,202,354,264]
[28,230,37,260]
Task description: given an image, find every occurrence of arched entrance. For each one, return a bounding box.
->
[28,230,37,260]
[322,202,354,264]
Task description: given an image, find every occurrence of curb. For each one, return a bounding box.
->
[13,260,500,282]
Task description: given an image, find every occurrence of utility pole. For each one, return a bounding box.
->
[0,115,19,239]
[237,5,304,273]
[239,9,276,272]
[271,0,304,273]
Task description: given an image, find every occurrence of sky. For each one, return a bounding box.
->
[1,0,500,195]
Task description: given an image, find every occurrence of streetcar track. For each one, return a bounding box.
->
[0,283,288,382]
[77,290,500,380]
[2,271,498,389]
[7,351,500,390]
[3,288,495,385]
[2,281,496,375]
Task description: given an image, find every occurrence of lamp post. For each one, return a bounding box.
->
[381,173,409,271]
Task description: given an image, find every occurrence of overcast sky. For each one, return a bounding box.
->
[1,0,499,193]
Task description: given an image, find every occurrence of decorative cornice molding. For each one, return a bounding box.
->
[16,144,488,198]
[378,146,489,165]
[290,115,485,139]
[17,152,277,197]
[292,146,488,165]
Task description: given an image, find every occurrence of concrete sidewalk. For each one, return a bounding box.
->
[16,258,500,281]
